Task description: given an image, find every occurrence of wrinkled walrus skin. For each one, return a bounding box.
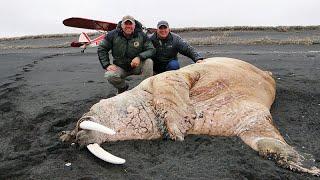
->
[60,57,319,175]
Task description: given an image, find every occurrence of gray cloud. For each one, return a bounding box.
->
[1,0,319,37]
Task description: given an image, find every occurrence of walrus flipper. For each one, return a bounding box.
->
[236,102,320,176]
[152,71,199,141]
[257,138,320,176]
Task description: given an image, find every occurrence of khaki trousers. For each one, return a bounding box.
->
[104,58,153,89]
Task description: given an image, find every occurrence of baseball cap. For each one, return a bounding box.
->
[157,20,169,28]
[122,15,135,24]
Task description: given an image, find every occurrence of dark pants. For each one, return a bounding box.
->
[166,59,180,70]
[154,59,180,74]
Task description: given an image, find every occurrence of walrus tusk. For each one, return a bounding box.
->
[79,121,116,135]
[87,143,126,164]
[79,121,124,164]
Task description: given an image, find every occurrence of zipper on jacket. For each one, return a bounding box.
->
[124,39,129,59]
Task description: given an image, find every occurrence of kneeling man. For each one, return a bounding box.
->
[98,15,155,94]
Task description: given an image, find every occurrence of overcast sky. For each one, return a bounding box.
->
[1,0,319,37]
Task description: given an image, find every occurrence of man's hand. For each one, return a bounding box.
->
[131,57,141,68]
[106,64,118,71]
[196,60,204,63]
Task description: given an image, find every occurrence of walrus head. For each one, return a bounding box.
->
[59,90,162,164]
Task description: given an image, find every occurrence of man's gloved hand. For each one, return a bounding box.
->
[131,57,141,68]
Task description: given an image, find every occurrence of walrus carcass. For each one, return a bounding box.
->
[60,57,319,176]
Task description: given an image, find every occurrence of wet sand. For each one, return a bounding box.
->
[0,31,320,179]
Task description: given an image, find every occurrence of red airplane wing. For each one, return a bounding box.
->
[63,17,117,31]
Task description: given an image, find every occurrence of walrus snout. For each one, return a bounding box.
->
[74,116,126,164]
[60,115,126,164]
[59,130,76,143]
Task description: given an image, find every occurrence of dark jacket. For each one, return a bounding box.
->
[98,23,155,71]
[149,32,203,71]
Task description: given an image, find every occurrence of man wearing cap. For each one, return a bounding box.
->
[98,15,155,94]
[149,21,204,74]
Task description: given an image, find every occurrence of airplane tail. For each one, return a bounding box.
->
[78,32,91,43]
[70,32,105,49]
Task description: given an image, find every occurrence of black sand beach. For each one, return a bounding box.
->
[1,29,320,179]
